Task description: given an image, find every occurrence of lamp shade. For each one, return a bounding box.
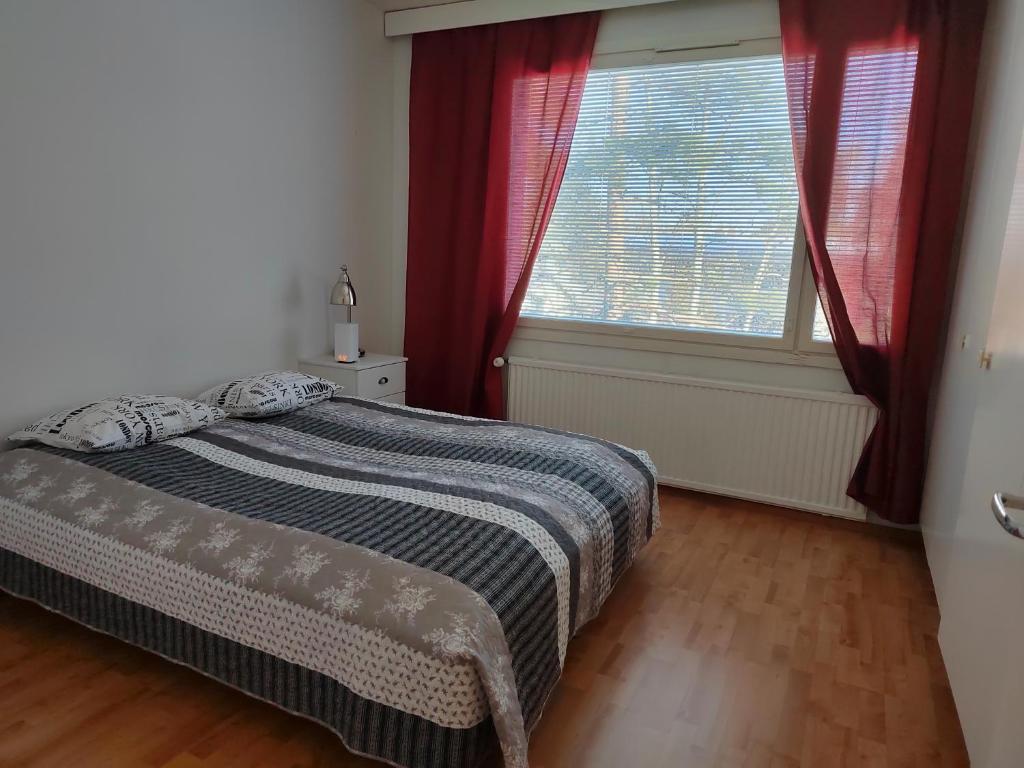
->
[330,265,357,306]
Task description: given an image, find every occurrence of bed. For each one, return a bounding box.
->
[0,396,658,768]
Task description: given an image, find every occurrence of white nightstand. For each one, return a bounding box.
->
[298,353,408,404]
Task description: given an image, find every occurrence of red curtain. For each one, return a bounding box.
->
[780,0,986,522]
[405,14,599,418]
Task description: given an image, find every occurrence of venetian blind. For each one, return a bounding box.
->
[523,54,800,338]
[814,47,918,344]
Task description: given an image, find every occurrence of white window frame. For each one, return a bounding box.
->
[794,254,837,354]
[516,38,838,368]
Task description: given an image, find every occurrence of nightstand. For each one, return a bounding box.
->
[298,353,408,404]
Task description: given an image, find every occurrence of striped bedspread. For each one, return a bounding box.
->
[0,396,658,768]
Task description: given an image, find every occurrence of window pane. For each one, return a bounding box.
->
[802,46,916,348]
[826,46,918,345]
[812,296,832,342]
[523,54,799,337]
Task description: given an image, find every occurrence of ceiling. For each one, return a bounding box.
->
[366,0,462,11]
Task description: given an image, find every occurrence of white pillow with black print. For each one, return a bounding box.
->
[196,370,340,418]
[7,395,227,453]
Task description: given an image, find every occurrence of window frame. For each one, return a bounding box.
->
[795,256,837,354]
[516,38,837,365]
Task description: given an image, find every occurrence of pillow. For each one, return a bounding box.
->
[196,370,339,418]
[8,395,227,453]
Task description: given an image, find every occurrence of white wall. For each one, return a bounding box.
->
[919,0,1024,608]
[386,0,851,393]
[0,0,393,440]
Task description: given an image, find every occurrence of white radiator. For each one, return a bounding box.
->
[506,357,877,520]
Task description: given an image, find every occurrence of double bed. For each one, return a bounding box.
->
[0,396,657,768]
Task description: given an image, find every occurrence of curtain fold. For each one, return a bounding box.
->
[405,13,599,418]
[779,0,987,522]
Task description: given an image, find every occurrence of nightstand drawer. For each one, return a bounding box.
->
[298,353,407,401]
[298,362,355,392]
[357,362,405,399]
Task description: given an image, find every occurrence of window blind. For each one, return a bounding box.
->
[523,54,800,338]
[816,47,918,344]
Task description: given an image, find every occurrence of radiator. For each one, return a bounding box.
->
[506,357,876,520]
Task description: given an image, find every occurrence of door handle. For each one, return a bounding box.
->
[992,492,1024,539]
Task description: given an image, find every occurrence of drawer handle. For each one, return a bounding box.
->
[378,376,389,386]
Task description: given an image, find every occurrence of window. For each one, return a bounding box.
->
[812,297,832,343]
[522,52,831,349]
[804,46,918,346]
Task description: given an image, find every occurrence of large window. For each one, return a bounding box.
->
[523,52,829,348]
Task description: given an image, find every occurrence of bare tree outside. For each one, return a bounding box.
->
[523,54,800,339]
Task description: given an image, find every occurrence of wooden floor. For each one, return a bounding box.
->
[0,488,968,768]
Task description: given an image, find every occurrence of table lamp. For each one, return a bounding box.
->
[330,265,359,363]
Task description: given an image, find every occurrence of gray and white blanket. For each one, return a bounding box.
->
[0,396,658,768]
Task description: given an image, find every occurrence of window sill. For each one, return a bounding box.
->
[514,317,842,369]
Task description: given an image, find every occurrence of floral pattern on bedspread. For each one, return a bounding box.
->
[0,396,658,768]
